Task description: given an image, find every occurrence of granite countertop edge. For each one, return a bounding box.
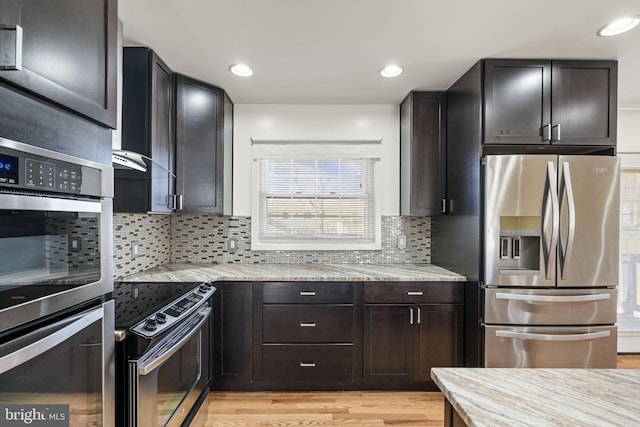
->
[119,263,467,283]
[430,367,640,427]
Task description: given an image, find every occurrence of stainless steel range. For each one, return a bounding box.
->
[114,281,216,427]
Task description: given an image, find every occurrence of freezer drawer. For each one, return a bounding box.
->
[483,325,617,368]
[484,288,616,325]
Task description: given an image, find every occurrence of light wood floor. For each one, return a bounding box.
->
[195,355,640,426]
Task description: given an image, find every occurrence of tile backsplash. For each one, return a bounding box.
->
[113,213,430,278]
[113,214,171,279]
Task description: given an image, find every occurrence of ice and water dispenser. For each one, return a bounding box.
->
[498,216,541,274]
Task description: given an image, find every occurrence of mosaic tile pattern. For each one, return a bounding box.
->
[113,214,171,279]
[170,215,431,264]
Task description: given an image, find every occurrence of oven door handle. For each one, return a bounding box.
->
[0,193,102,212]
[0,306,103,375]
[138,307,211,376]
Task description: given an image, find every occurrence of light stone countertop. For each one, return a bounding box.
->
[120,263,466,282]
[431,368,640,427]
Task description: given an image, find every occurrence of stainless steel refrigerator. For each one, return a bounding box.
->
[482,154,620,368]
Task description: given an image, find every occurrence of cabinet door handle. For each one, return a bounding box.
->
[177,194,184,210]
[300,322,316,327]
[552,124,561,141]
[299,362,316,367]
[543,123,552,141]
[407,291,424,296]
[168,194,177,210]
[0,25,23,70]
[416,307,421,324]
[441,198,447,213]
[409,307,414,325]
[300,291,316,296]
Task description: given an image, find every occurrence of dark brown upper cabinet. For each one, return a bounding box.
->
[0,0,117,128]
[484,59,617,146]
[175,74,233,215]
[115,48,175,213]
[400,92,447,215]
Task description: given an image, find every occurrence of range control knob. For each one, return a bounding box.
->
[199,284,211,293]
[156,312,167,324]
[143,317,157,331]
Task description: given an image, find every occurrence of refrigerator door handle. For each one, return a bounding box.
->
[495,292,611,303]
[542,161,559,280]
[496,330,610,342]
[559,162,576,280]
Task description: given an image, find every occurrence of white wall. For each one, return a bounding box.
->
[618,108,640,154]
[232,104,399,216]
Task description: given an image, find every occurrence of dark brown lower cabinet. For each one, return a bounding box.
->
[261,344,353,382]
[363,282,464,390]
[212,281,253,390]
[364,304,463,389]
[213,281,463,391]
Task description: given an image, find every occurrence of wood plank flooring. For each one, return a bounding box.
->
[195,355,640,426]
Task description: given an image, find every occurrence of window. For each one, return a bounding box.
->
[252,157,379,250]
[619,170,640,333]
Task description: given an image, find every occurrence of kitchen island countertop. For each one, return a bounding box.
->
[431,367,640,427]
[120,263,466,282]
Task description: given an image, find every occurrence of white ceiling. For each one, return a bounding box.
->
[119,0,640,106]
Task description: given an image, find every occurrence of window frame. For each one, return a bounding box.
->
[251,155,381,251]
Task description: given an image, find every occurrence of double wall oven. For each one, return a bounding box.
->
[0,137,114,426]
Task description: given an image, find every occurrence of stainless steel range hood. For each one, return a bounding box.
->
[112,150,175,177]
[112,150,147,172]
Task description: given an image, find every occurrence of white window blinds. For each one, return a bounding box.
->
[256,158,376,240]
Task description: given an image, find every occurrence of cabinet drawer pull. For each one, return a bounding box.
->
[300,291,316,296]
[407,291,424,296]
[299,362,316,367]
[300,322,316,327]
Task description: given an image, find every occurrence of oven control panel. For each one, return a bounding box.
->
[0,139,104,197]
[130,282,216,338]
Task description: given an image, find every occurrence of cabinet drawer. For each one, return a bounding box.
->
[364,282,463,304]
[263,305,353,343]
[261,344,353,381]
[263,282,353,304]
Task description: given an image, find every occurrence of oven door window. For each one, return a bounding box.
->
[156,330,201,426]
[0,306,104,426]
[0,205,101,308]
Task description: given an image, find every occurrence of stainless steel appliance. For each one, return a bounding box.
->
[114,282,216,427]
[482,154,620,368]
[0,301,114,425]
[0,137,114,425]
[0,137,113,334]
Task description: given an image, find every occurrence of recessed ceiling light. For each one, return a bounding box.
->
[229,64,253,77]
[597,16,640,37]
[380,64,403,78]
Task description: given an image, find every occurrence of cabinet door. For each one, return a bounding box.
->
[217,282,253,382]
[400,92,447,215]
[175,75,224,214]
[363,305,412,383]
[116,48,173,213]
[149,55,174,213]
[551,60,617,146]
[413,304,464,382]
[483,59,551,145]
[0,0,117,128]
